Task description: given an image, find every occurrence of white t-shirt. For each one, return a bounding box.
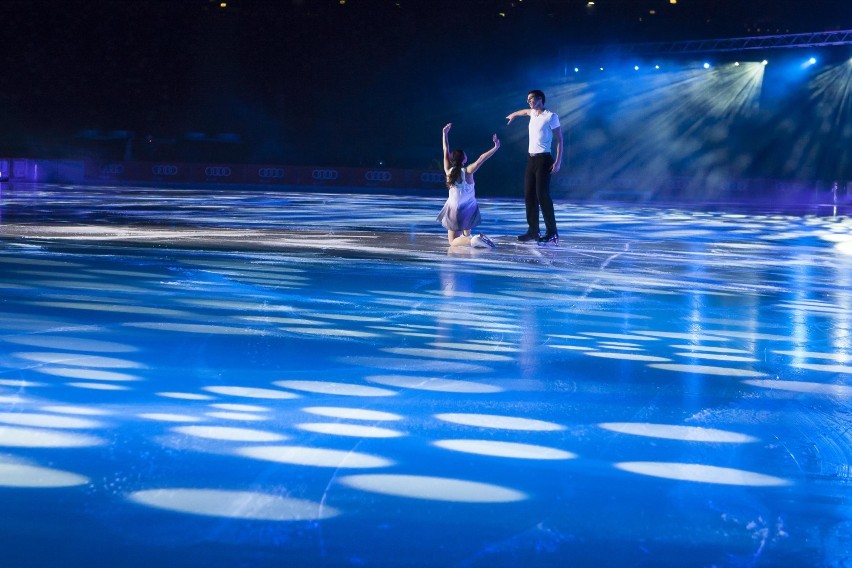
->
[528,109,560,154]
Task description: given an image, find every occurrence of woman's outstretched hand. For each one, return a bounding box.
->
[492,134,500,149]
[443,123,452,134]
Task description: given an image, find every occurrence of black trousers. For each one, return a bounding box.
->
[524,153,557,235]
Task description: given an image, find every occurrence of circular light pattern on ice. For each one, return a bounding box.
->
[205,411,266,421]
[41,405,111,416]
[124,322,268,335]
[345,356,491,374]
[599,423,758,443]
[296,423,404,438]
[127,489,339,520]
[0,461,89,487]
[435,413,565,431]
[743,379,852,397]
[209,403,268,412]
[36,367,140,382]
[157,392,215,401]
[139,413,202,423]
[338,474,526,503]
[301,407,402,421]
[635,331,730,342]
[615,461,791,486]
[381,347,512,362]
[585,352,671,362]
[203,386,300,399]
[365,375,502,394]
[272,380,396,397]
[790,362,852,374]
[173,425,286,442]
[674,352,757,362]
[237,445,393,468]
[648,363,766,377]
[67,382,129,391]
[13,352,144,369]
[0,426,103,448]
[0,412,102,429]
[1,335,138,353]
[433,439,577,460]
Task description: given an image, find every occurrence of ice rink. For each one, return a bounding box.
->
[1,183,851,567]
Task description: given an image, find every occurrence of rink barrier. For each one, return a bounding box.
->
[73,160,446,190]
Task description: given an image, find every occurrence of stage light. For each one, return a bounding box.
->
[703,62,711,69]
[808,57,817,65]
[574,67,579,72]
[600,67,604,71]
[762,60,768,65]
[634,66,639,71]
[734,62,740,67]
[655,65,660,69]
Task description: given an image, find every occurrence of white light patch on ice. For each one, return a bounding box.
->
[585,352,671,362]
[1,335,138,353]
[173,425,286,442]
[773,350,851,362]
[272,380,396,397]
[674,352,758,363]
[279,327,381,338]
[635,331,730,342]
[345,356,491,374]
[365,375,502,394]
[306,313,387,322]
[0,426,103,448]
[41,405,112,416]
[599,423,758,443]
[700,330,793,341]
[0,460,89,488]
[175,299,296,312]
[13,352,145,369]
[209,403,269,412]
[790,362,852,374]
[615,461,791,486]
[36,367,140,381]
[580,333,660,341]
[743,379,852,397]
[296,422,404,438]
[301,407,403,421]
[549,344,595,351]
[139,413,202,423]
[435,413,565,431]
[157,392,215,401]
[124,322,269,336]
[648,363,766,377]
[427,342,518,354]
[205,412,267,421]
[337,474,526,503]
[381,347,512,362]
[670,345,751,354]
[0,412,102,429]
[433,439,577,460]
[237,315,329,326]
[0,379,46,388]
[29,302,190,317]
[203,386,300,399]
[237,445,393,468]
[67,382,129,391]
[127,489,339,521]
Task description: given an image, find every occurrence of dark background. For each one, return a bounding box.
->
[1,0,850,185]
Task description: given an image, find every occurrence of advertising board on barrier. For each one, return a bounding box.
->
[193,164,245,184]
[244,165,296,185]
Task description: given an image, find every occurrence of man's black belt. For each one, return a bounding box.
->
[529,152,550,157]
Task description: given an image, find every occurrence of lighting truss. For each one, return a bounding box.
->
[564,30,852,56]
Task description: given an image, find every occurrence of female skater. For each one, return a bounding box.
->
[436,123,500,247]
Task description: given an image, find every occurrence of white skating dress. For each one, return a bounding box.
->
[436,171,481,231]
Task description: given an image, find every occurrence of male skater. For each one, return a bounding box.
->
[506,89,563,244]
